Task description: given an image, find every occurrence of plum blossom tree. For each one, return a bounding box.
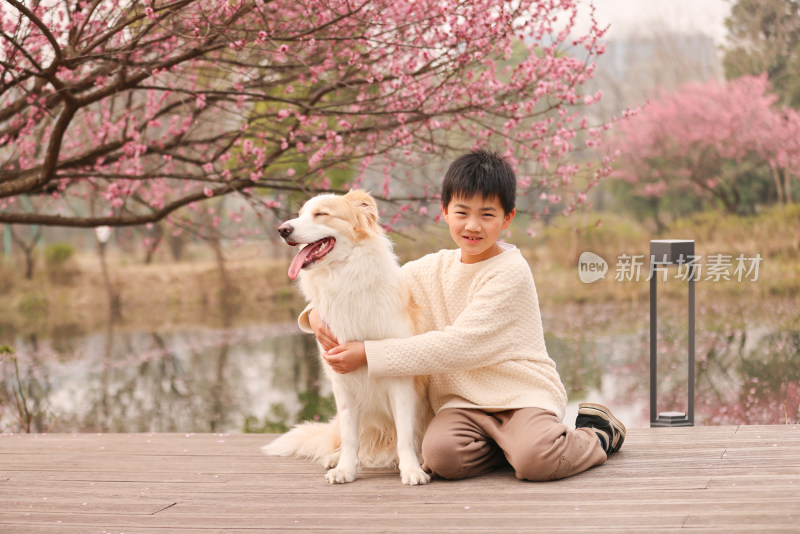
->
[1,0,612,230]
[609,75,800,216]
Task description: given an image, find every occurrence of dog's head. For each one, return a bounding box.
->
[278,190,380,280]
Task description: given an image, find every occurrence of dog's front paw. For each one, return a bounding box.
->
[322,451,340,469]
[400,466,431,486]
[326,466,356,484]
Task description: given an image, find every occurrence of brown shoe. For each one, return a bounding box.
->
[576,403,626,454]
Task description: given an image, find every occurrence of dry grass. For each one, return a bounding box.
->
[525,204,799,306]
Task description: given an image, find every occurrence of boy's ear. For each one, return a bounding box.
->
[441,202,449,222]
[502,208,516,229]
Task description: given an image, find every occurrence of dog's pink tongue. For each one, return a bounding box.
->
[288,245,314,280]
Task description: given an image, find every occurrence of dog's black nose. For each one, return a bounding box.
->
[278,223,293,239]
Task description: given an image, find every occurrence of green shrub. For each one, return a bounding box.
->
[18,294,48,318]
[44,243,77,285]
[44,243,75,267]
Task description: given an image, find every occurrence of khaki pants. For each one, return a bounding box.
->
[421,407,607,481]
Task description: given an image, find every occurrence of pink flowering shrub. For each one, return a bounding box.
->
[609,75,800,215]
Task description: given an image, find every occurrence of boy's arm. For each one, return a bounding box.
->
[301,260,424,356]
[365,261,545,377]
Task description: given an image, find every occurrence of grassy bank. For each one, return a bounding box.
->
[1,205,798,340]
[0,252,305,340]
[394,203,800,304]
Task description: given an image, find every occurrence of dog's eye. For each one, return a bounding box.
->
[314,212,329,218]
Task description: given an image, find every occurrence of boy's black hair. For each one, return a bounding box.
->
[441,148,516,214]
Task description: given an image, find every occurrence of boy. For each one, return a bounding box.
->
[308,148,624,481]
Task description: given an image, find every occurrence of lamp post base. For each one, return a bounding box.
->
[651,411,692,427]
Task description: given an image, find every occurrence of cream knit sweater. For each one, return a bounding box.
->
[364,244,567,420]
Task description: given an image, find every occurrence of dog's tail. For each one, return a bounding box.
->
[261,419,341,465]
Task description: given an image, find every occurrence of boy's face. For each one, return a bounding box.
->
[442,195,515,264]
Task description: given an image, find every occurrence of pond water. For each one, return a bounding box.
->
[2,299,798,433]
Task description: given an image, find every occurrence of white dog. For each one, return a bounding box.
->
[262,190,431,485]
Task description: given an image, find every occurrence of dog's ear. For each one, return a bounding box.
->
[345,189,379,236]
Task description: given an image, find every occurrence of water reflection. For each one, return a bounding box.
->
[546,301,800,428]
[1,301,798,433]
[1,322,332,433]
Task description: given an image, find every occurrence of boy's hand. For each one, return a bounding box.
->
[323,342,367,374]
[309,308,339,352]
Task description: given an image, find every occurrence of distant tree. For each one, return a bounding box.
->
[723,0,800,108]
[8,225,41,279]
[608,75,799,218]
[0,0,613,230]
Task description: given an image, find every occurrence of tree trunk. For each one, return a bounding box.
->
[23,254,34,280]
[772,166,785,205]
[143,224,163,265]
[9,226,40,280]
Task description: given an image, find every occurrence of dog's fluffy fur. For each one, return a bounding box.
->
[262,190,431,485]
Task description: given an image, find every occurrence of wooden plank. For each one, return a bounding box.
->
[3,498,176,515]
[8,481,793,503]
[0,513,688,532]
[2,506,799,532]
[0,432,268,456]
[2,474,238,486]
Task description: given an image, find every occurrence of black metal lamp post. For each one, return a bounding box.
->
[650,239,695,427]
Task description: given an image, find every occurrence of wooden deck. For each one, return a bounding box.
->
[1,425,799,532]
